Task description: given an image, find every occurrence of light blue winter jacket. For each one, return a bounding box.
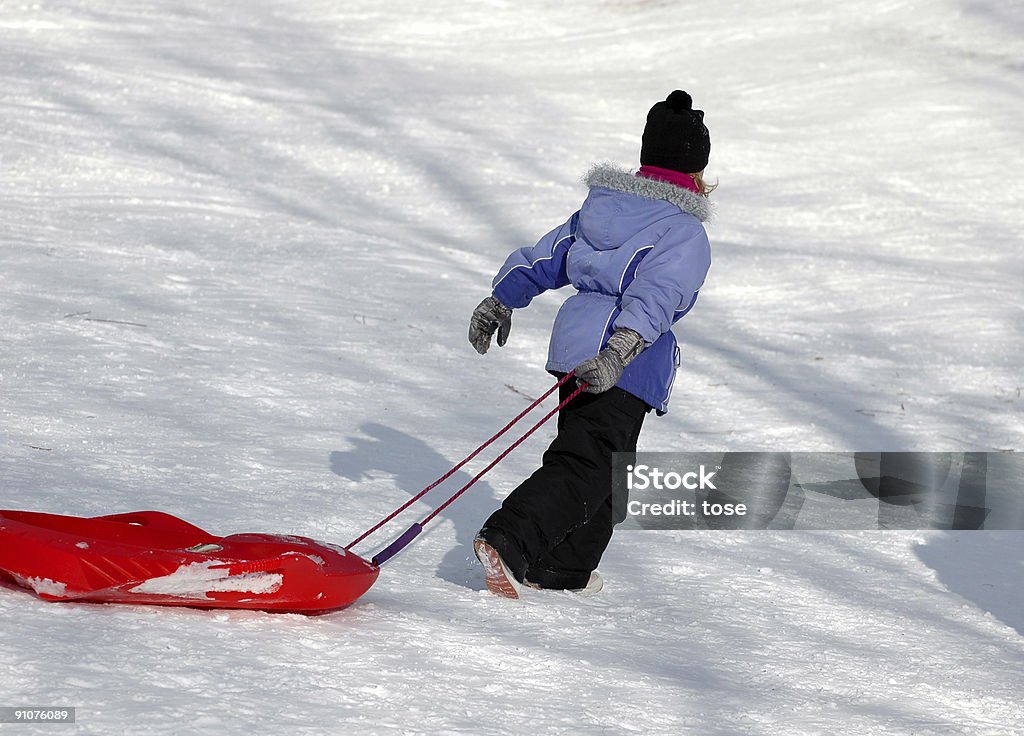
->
[491,163,713,414]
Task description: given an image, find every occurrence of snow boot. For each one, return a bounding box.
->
[474,538,522,599]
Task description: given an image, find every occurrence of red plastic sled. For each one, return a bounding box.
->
[0,510,379,613]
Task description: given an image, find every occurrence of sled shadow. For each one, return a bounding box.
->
[330,422,500,589]
[915,532,1024,637]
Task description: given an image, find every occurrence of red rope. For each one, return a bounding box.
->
[345,373,577,550]
[419,382,586,527]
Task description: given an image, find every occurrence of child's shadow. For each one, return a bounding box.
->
[329,422,499,589]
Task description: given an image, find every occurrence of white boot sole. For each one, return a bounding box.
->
[524,571,604,596]
[575,571,604,596]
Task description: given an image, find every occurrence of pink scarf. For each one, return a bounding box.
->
[637,165,700,194]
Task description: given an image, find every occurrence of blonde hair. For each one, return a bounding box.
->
[691,170,718,197]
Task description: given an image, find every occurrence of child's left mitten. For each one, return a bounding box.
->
[469,296,513,355]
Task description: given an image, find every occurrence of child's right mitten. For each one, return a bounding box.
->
[573,328,645,393]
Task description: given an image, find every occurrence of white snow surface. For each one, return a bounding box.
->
[1,1,1022,735]
[14,576,70,599]
[129,561,284,598]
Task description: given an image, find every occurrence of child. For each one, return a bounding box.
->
[468,90,714,598]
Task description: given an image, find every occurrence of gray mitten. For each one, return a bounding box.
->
[469,296,513,355]
[573,328,646,393]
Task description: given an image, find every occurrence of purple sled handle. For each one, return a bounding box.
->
[371,523,423,567]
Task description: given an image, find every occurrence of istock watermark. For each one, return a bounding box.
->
[625,463,750,519]
[613,452,1023,530]
[626,463,719,491]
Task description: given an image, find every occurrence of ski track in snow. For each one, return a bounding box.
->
[1,1,1022,734]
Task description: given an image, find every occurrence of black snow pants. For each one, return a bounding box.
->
[480,379,649,589]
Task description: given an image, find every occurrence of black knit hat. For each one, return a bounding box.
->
[640,90,710,173]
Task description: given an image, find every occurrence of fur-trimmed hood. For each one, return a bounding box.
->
[584,163,714,223]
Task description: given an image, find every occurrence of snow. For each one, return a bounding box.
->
[130,561,284,599]
[13,576,70,599]
[1,0,1022,734]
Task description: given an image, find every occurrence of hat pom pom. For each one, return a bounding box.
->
[665,90,693,112]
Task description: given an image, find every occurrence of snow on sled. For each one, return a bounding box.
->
[0,510,378,614]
